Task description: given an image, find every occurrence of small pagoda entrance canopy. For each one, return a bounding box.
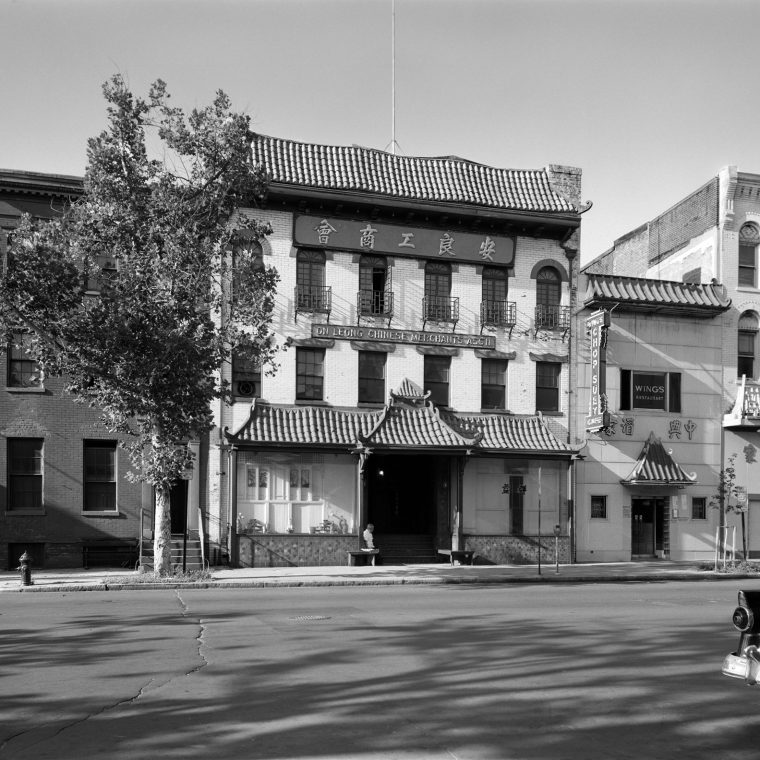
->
[621,432,697,487]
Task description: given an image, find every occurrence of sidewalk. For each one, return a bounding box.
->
[1,560,756,592]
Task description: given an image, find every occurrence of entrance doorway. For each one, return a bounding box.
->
[365,454,440,534]
[631,497,666,558]
[169,480,188,535]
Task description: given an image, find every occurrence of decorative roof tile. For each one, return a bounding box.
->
[584,274,731,315]
[252,134,577,214]
[227,401,572,455]
[621,433,697,486]
[445,412,573,453]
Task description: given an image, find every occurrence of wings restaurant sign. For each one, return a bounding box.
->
[586,309,611,432]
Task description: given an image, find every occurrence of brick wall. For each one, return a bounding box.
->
[0,371,143,569]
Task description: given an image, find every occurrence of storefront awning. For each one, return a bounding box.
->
[621,432,697,486]
[225,380,574,456]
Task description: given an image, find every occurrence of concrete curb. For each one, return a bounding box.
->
[3,570,758,592]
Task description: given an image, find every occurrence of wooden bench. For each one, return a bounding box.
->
[347,549,379,567]
[437,549,474,566]
[82,539,139,569]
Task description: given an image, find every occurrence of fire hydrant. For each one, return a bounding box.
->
[18,551,33,586]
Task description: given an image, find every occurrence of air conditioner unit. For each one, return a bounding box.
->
[236,381,256,397]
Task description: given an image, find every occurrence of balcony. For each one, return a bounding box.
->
[422,296,459,330]
[480,300,516,335]
[294,285,332,321]
[535,304,570,338]
[357,289,394,326]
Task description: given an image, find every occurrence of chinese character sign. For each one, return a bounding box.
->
[585,310,611,432]
[294,214,515,265]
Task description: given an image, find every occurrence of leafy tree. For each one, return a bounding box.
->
[0,76,279,575]
[709,453,746,564]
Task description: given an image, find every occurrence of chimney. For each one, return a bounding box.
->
[546,164,582,209]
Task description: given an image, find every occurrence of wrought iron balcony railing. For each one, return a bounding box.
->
[480,300,516,330]
[294,285,332,319]
[535,304,570,337]
[422,296,459,328]
[357,289,394,318]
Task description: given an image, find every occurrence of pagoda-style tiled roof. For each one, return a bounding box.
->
[251,133,578,214]
[226,399,572,455]
[447,413,573,453]
[358,404,481,449]
[584,274,731,316]
[621,433,697,486]
[228,403,380,448]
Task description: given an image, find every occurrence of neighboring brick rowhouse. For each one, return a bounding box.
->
[584,178,719,276]
[648,178,719,266]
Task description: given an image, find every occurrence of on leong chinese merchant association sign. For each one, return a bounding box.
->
[295,214,515,266]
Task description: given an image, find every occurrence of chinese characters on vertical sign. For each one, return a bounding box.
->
[585,309,611,432]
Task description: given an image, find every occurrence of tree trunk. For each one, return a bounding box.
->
[742,511,748,561]
[154,485,173,576]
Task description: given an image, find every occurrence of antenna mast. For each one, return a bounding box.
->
[391,0,396,155]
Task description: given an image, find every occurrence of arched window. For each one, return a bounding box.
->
[535,266,563,329]
[358,254,390,315]
[231,239,263,303]
[424,261,453,321]
[739,224,760,288]
[536,266,561,307]
[738,311,759,379]
[296,248,329,312]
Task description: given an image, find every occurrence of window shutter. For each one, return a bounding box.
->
[668,373,681,413]
[620,369,631,410]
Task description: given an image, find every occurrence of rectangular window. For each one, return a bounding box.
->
[536,361,560,412]
[481,359,507,409]
[590,495,607,519]
[85,254,117,292]
[424,355,450,407]
[8,438,43,511]
[232,350,262,398]
[296,348,325,401]
[691,497,707,520]
[738,331,755,378]
[7,331,41,388]
[83,441,117,512]
[358,351,386,404]
[620,369,681,412]
[739,244,756,287]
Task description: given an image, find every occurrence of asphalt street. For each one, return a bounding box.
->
[1,581,758,760]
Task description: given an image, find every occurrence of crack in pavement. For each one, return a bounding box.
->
[0,592,208,756]
[175,589,209,676]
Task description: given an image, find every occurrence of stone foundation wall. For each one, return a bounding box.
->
[464,534,571,565]
[238,533,357,568]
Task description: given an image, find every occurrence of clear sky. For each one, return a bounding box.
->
[2,0,759,264]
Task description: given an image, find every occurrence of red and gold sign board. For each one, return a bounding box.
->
[586,309,610,432]
[294,214,515,267]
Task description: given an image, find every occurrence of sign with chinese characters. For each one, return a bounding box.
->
[294,214,515,266]
[312,324,496,349]
[585,309,610,432]
[744,385,760,417]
